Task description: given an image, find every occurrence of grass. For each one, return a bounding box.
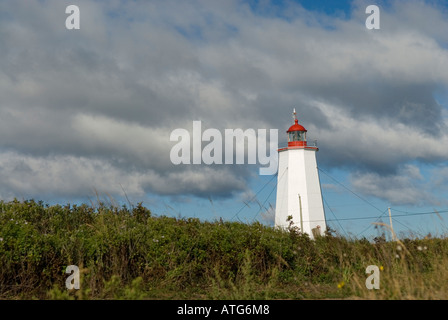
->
[0,199,447,300]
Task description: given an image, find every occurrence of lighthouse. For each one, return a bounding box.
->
[274,109,327,238]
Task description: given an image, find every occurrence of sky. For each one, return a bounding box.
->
[1,0,448,239]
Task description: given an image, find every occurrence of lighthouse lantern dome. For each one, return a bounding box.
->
[287,109,307,147]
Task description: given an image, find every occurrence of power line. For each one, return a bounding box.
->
[231,171,278,222]
[355,208,389,238]
[251,179,278,222]
[317,166,389,237]
[391,217,413,234]
[250,167,289,222]
[390,209,448,217]
[322,196,350,237]
[318,167,385,214]
[391,208,448,215]
[314,209,448,223]
[232,165,448,237]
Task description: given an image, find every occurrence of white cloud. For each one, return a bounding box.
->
[0,151,144,199]
[309,100,448,169]
[71,113,172,169]
[350,164,440,206]
[0,149,248,202]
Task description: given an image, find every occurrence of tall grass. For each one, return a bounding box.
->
[0,199,447,299]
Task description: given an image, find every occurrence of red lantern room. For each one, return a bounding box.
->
[287,109,307,147]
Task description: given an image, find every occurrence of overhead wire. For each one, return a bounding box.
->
[322,196,349,237]
[230,164,448,238]
[250,167,289,222]
[318,166,385,214]
[355,208,389,238]
[251,179,278,222]
[317,166,389,237]
[231,170,279,222]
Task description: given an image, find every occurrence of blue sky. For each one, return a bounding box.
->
[272,0,353,14]
[1,0,448,239]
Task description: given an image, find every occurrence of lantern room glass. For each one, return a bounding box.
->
[289,131,305,142]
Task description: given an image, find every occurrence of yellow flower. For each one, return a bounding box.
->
[337,281,345,289]
[379,266,384,271]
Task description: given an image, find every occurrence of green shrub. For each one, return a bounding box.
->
[1,199,447,299]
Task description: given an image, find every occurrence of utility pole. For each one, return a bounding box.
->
[299,194,303,232]
[388,207,396,241]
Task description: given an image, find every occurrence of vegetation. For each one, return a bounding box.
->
[1,199,447,300]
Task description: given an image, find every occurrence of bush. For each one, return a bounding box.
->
[1,199,447,299]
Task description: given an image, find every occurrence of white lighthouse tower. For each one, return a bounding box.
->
[275,109,327,238]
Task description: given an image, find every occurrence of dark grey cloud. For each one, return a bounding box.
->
[0,0,448,205]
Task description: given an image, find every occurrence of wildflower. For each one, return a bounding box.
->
[337,281,345,289]
[379,266,384,271]
[396,245,402,251]
[424,246,428,250]
[417,246,423,251]
[0,237,3,241]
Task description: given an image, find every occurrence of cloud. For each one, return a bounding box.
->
[350,164,441,206]
[0,0,448,206]
[0,151,144,199]
[0,150,248,201]
[309,100,448,173]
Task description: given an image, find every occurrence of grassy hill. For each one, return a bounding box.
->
[1,199,447,300]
